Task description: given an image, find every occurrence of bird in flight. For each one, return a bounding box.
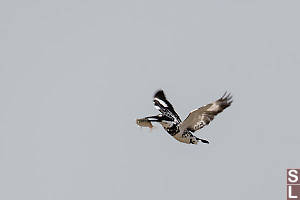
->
[136,90,232,144]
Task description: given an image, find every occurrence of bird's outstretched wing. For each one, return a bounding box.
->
[179,92,232,132]
[153,90,181,123]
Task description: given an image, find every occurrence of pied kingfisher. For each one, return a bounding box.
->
[137,90,233,144]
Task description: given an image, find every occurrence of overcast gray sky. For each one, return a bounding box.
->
[1,0,300,200]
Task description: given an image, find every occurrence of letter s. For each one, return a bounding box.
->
[288,170,299,183]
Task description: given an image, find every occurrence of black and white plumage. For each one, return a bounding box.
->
[138,90,233,145]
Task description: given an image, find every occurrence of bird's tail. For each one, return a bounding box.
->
[196,137,209,144]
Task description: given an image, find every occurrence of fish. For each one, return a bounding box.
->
[136,118,154,129]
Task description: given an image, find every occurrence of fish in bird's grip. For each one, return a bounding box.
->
[136,118,154,129]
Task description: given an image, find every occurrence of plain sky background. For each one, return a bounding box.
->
[1,0,300,199]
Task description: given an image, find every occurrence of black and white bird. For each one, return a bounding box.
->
[137,90,233,144]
